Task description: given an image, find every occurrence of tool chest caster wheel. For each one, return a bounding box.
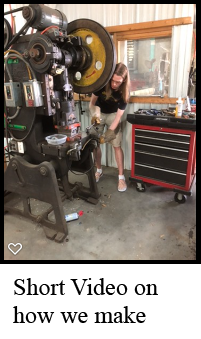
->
[136,182,146,192]
[174,192,186,204]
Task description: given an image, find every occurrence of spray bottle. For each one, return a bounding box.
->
[184,96,191,112]
[175,97,183,117]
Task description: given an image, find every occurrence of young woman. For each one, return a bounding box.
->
[89,62,130,192]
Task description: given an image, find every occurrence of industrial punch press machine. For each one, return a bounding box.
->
[4,4,117,242]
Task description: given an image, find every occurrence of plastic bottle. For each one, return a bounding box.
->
[184,96,191,111]
[175,97,183,117]
[65,213,79,222]
[159,79,164,97]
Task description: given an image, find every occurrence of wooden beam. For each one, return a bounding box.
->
[105,17,192,34]
[74,93,90,102]
[116,25,173,36]
[74,93,178,105]
[117,30,172,40]
[129,96,178,104]
[113,33,118,60]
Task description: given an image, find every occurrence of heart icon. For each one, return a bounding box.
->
[8,243,22,255]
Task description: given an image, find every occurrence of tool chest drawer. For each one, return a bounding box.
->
[135,163,186,186]
[135,151,188,172]
[135,142,189,160]
[135,129,190,150]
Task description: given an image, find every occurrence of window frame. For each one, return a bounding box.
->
[105,17,192,104]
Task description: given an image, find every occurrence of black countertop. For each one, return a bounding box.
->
[127,113,196,131]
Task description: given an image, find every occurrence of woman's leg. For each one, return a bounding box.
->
[113,145,127,192]
[113,146,124,175]
[105,113,127,191]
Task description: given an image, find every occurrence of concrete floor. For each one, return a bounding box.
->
[4,166,196,261]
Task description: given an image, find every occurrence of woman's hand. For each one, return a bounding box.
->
[91,116,101,125]
[100,129,116,143]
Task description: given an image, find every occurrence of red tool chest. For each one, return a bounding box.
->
[127,114,196,203]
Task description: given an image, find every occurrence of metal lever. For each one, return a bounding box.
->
[86,119,102,133]
[86,122,96,131]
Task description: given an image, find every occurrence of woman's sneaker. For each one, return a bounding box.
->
[95,171,103,183]
[118,179,127,192]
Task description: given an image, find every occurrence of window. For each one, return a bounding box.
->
[106,17,192,103]
[127,37,171,97]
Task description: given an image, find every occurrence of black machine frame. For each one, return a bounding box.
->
[4,4,116,242]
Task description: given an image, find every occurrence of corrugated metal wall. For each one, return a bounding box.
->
[5,4,195,170]
[46,4,194,26]
[6,4,195,41]
[7,4,194,25]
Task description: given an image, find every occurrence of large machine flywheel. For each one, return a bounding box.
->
[4,18,13,51]
[67,19,117,94]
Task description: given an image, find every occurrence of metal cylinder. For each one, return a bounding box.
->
[22,4,68,31]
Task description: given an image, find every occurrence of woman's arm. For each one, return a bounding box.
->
[109,108,125,130]
[89,93,100,117]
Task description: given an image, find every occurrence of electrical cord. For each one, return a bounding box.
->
[6,106,21,120]
[68,137,99,175]
[7,108,36,142]
[67,137,99,155]
[4,114,11,162]
[69,138,97,175]
[4,49,32,80]
[41,25,59,35]
[5,52,37,81]
[81,137,98,151]
[69,162,95,176]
